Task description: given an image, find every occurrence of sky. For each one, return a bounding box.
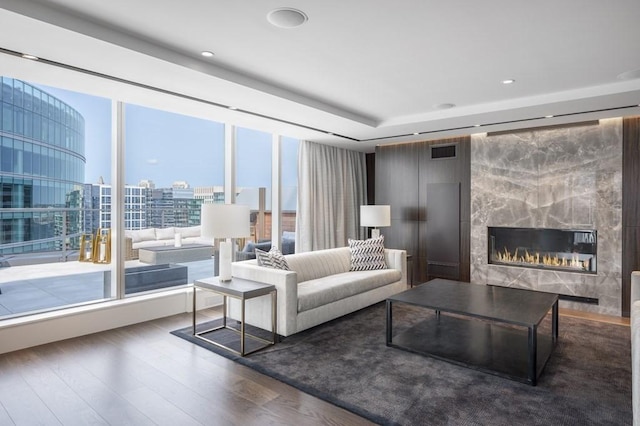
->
[38,83,299,189]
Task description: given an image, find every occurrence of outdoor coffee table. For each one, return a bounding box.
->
[139,244,212,265]
[386,279,558,385]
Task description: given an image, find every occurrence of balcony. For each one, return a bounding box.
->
[0,206,296,320]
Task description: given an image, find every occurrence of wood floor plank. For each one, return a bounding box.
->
[30,340,156,426]
[4,349,108,426]
[0,354,63,425]
[120,386,202,426]
[0,310,373,426]
[82,325,286,425]
[0,401,15,426]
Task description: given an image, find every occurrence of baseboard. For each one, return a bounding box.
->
[0,288,223,355]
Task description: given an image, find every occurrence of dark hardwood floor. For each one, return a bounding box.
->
[0,308,373,426]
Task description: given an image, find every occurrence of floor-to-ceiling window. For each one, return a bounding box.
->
[235,127,273,245]
[124,103,224,292]
[0,78,113,318]
[281,137,299,251]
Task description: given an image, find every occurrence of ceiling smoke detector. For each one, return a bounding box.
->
[267,8,308,28]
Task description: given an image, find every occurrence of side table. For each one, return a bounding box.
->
[193,277,277,356]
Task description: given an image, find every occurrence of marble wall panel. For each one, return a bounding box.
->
[470,118,623,316]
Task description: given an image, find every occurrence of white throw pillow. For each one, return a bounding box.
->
[155,227,175,240]
[179,225,200,238]
[137,228,157,242]
[348,236,386,271]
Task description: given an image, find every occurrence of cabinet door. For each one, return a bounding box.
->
[426,182,460,280]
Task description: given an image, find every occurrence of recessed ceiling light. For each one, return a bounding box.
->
[413,132,419,135]
[473,124,482,127]
[545,115,554,118]
[228,106,238,110]
[267,8,308,28]
[201,51,214,57]
[502,79,515,85]
[21,53,39,60]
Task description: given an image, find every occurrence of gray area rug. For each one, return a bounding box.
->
[171,303,632,426]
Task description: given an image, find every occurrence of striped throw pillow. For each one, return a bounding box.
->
[255,247,290,270]
[349,236,387,271]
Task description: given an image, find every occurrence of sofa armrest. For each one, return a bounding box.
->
[384,248,407,286]
[232,261,299,336]
[124,237,138,260]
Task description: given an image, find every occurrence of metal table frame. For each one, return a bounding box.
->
[193,277,277,356]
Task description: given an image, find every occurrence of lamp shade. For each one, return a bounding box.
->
[201,203,250,239]
[360,205,391,228]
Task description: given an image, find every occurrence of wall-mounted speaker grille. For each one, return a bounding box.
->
[431,144,457,159]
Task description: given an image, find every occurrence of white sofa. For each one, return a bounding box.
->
[631,272,640,425]
[124,226,213,259]
[230,246,407,337]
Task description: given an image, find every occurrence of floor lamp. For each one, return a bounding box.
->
[201,203,250,281]
[360,205,391,238]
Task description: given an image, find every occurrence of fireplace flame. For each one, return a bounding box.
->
[495,247,589,270]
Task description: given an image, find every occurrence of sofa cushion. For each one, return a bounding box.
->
[178,225,200,238]
[297,269,402,312]
[348,236,386,271]
[125,230,141,243]
[286,247,352,283]
[256,247,290,270]
[155,227,175,240]
[131,228,156,242]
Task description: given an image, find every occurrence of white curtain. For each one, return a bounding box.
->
[296,140,367,252]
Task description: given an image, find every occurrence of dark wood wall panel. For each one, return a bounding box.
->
[622,116,640,317]
[366,153,375,205]
[376,136,471,285]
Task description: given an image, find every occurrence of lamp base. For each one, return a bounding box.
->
[218,240,232,281]
[371,228,381,239]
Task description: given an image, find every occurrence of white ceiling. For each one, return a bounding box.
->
[1,0,640,151]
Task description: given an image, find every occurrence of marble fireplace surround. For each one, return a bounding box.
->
[470,118,622,316]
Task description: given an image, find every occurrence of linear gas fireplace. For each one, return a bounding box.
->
[488,227,597,274]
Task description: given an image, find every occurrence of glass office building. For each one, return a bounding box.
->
[0,77,86,255]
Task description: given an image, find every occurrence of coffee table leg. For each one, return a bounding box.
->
[528,325,537,385]
[386,300,393,345]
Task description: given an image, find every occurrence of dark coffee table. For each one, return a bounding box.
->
[386,279,558,385]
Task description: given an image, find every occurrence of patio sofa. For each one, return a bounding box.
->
[230,246,407,337]
[124,226,213,260]
[631,272,640,425]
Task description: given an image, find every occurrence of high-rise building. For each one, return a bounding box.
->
[0,77,86,255]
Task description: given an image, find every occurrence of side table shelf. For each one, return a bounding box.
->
[193,277,277,356]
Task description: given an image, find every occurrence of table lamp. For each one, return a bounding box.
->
[360,205,391,238]
[201,203,250,281]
